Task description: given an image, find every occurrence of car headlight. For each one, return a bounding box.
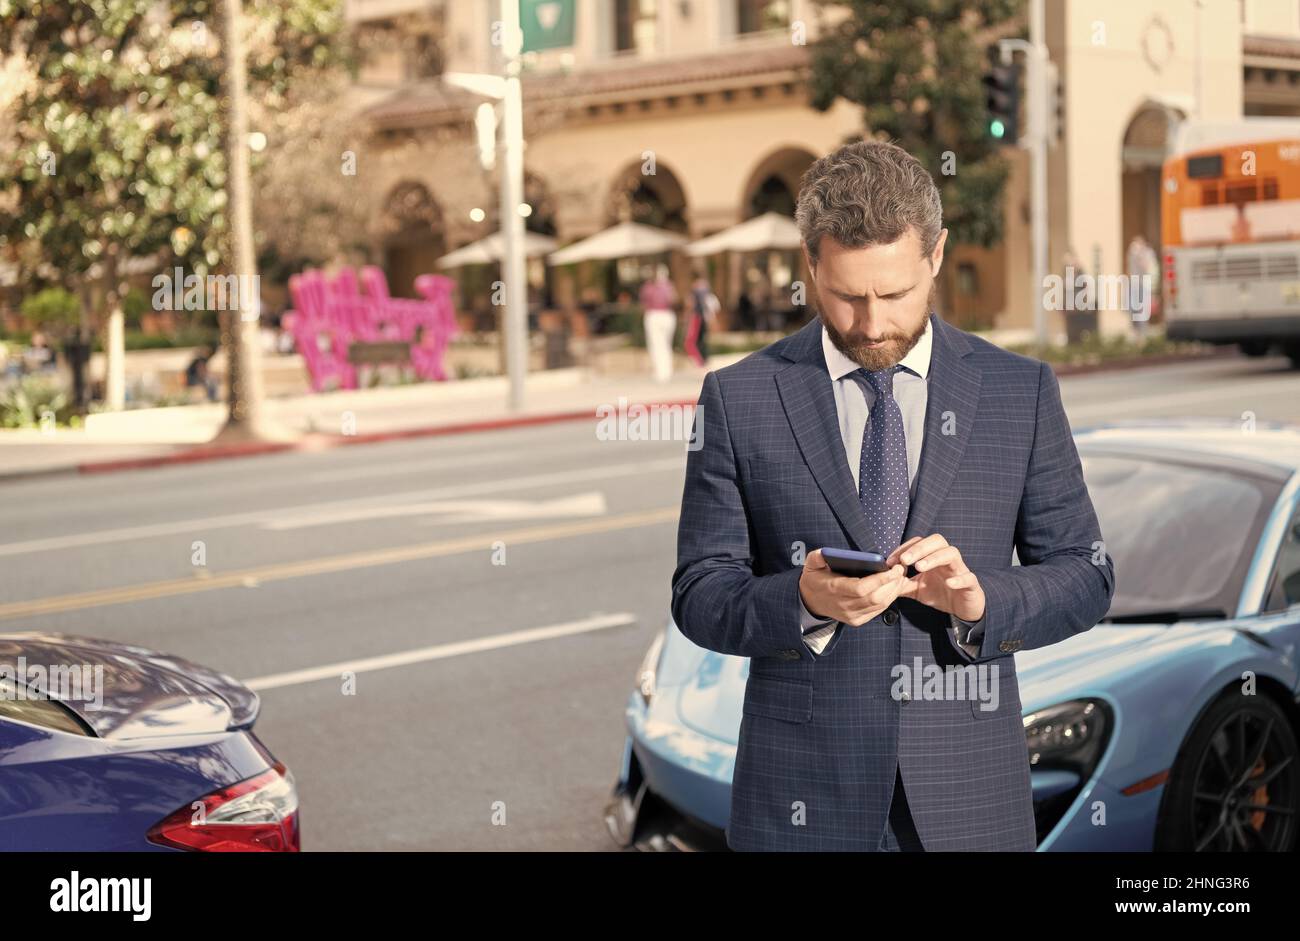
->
[1024,698,1111,774]
[636,630,665,706]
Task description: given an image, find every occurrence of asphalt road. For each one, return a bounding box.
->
[1,351,1298,850]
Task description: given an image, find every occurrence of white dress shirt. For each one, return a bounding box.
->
[798,317,984,657]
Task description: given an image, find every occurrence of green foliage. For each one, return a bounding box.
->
[808,0,1022,248]
[101,326,220,351]
[0,374,74,428]
[0,0,346,293]
[603,307,646,348]
[1007,332,1205,366]
[19,286,81,330]
[121,286,150,328]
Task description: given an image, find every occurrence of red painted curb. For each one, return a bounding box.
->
[70,398,702,477]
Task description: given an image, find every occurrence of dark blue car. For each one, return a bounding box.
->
[0,632,298,851]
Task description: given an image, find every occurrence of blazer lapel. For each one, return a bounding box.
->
[774,318,878,552]
[772,313,983,552]
[901,313,981,543]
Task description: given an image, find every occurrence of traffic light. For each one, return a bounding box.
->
[1047,60,1064,146]
[983,54,1021,143]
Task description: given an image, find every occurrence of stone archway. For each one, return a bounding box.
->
[729,147,818,329]
[377,181,445,298]
[604,158,689,233]
[591,158,691,297]
[739,146,816,220]
[1121,101,1186,259]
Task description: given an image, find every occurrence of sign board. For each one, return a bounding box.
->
[519,0,575,52]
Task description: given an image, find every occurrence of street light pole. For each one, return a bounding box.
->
[999,0,1050,349]
[500,0,528,412]
[1028,0,1049,349]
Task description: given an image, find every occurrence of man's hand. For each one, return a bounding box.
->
[799,549,908,626]
[886,534,986,621]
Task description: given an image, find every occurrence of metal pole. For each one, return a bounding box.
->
[1029,0,1049,348]
[500,0,527,412]
[1194,0,1204,120]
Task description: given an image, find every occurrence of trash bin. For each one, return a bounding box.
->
[540,310,573,369]
[1064,309,1098,345]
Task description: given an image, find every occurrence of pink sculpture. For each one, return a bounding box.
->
[283,265,458,391]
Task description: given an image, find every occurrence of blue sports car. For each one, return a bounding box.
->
[606,420,1300,852]
[0,633,298,851]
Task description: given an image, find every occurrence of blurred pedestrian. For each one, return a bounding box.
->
[23,330,54,373]
[0,338,14,386]
[1126,234,1158,335]
[686,274,720,368]
[639,263,678,383]
[751,278,776,332]
[185,346,218,402]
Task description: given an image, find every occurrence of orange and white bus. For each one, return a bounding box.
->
[1161,119,1300,366]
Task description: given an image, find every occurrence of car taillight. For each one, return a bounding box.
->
[147,761,300,852]
[1163,252,1177,309]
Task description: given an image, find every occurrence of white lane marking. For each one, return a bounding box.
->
[263,491,609,530]
[243,612,638,691]
[0,457,684,557]
[303,440,618,484]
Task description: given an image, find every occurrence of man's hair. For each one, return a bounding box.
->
[795,139,943,265]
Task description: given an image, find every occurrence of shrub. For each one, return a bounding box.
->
[19,287,81,335]
[0,375,74,428]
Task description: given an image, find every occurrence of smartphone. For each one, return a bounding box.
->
[821,547,889,577]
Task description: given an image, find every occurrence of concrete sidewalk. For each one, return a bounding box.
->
[0,356,736,481]
[0,334,1225,482]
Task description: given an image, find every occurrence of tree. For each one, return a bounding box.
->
[250,76,373,276]
[808,0,1022,251]
[0,0,344,421]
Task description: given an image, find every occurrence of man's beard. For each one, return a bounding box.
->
[821,283,935,371]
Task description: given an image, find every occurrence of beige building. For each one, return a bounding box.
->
[346,0,1300,338]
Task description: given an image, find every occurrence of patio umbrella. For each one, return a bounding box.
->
[436,231,558,268]
[684,212,802,256]
[547,221,687,265]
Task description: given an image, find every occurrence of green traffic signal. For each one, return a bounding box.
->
[982,50,1021,143]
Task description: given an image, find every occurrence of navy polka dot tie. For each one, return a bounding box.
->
[850,365,909,555]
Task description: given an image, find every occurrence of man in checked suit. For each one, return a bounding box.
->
[670,140,1115,851]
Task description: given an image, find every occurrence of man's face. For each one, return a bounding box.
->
[804,226,947,371]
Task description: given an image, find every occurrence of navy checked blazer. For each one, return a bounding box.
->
[670,312,1116,851]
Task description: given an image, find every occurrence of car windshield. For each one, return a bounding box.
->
[1080,451,1281,623]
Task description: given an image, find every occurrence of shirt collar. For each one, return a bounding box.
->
[820,314,933,382]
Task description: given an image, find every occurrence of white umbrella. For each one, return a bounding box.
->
[547,221,687,265]
[685,212,802,256]
[436,231,558,268]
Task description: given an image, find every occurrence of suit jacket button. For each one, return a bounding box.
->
[780,648,801,660]
[882,609,899,626]
[998,640,1020,653]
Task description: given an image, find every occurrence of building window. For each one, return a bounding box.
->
[615,0,658,54]
[738,0,791,34]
